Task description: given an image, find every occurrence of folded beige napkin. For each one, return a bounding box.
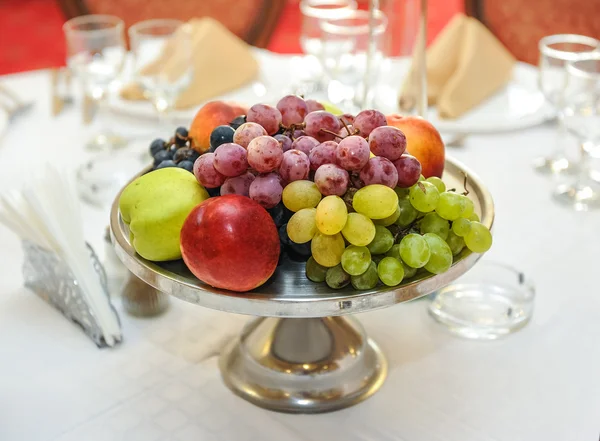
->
[121,17,259,109]
[400,13,516,119]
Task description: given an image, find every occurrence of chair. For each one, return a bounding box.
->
[56,0,286,48]
[466,0,600,64]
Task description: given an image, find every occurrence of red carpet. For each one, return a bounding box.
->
[0,0,461,75]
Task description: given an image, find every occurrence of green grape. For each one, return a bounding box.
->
[306,256,328,282]
[287,208,317,243]
[325,264,351,289]
[452,217,471,237]
[371,254,385,264]
[418,174,425,181]
[399,233,430,268]
[367,225,394,254]
[402,261,417,278]
[377,257,405,286]
[282,180,322,212]
[394,187,410,199]
[316,195,348,235]
[409,181,440,212]
[374,206,400,226]
[435,192,465,221]
[445,230,465,256]
[385,244,401,260]
[422,233,453,274]
[460,195,475,219]
[352,184,399,219]
[311,232,345,267]
[464,221,492,253]
[351,261,379,290]
[341,245,371,276]
[341,212,376,246]
[426,176,446,193]
[469,212,480,222]
[419,212,450,240]
[395,197,418,227]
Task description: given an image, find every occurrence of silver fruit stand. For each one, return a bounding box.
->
[110,156,494,413]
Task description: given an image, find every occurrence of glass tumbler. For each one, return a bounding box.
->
[320,9,388,112]
[554,52,600,211]
[534,34,599,174]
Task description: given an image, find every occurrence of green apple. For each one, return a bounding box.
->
[321,101,343,116]
[119,168,209,261]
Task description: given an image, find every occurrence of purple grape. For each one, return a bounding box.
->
[340,114,355,125]
[354,109,387,137]
[304,111,341,143]
[359,157,398,188]
[276,95,308,126]
[309,140,338,171]
[279,150,310,182]
[246,103,282,135]
[233,122,268,148]
[221,171,255,197]
[274,134,292,152]
[193,153,226,188]
[368,126,407,161]
[213,143,248,177]
[337,124,354,138]
[247,136,283,173]
[305,99,325,113]
[314,163,349,196]
[393,154,422,188]
[335,135,370,171]
[249,173,283,209]
[291,135,320,155]
[292,129,306,139]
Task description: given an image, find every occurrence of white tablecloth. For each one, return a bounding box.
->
[0,67,599,441]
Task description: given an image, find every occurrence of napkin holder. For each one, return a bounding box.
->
[22,240,122,348]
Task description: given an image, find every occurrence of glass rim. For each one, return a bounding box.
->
[128,19,187,37]
[300,0,358,19]
[63,14,124,35]
[320,9,387,36]
[539,34,600,61]
[566,52,600,80]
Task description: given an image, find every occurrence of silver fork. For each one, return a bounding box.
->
[0,83,34,121]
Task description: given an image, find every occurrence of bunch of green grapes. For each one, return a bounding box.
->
[284,175,492,290]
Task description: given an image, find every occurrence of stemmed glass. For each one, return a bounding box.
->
[296,0,358,95]
[320,9,388,112]
[554,53,600,211]
[128,19,193,132]
[534,34,599,174]
[64,15,127,149]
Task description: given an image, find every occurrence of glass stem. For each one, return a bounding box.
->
[575,142,592,187]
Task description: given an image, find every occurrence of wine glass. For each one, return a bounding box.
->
[554,53,600,211]
[296,0,358,95]
[320,9,388,112]
[64,15,127,150]
[128,19,193,132]
[534,34,599,174]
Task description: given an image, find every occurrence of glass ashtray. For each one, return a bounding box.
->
[428,261,535,340]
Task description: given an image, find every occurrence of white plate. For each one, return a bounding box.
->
[108,49,293,124]
[425,63,553,133]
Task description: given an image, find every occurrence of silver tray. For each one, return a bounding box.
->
[110,156,493,318]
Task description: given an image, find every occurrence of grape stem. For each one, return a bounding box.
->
[340,117,352,136]
[280,122,307,140]
[461,173,470,196]
[319,128,345,139]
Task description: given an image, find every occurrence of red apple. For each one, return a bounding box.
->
[180,195,279,292]
[386,114,445,178]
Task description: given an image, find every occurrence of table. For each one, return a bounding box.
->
[0,67,599,441]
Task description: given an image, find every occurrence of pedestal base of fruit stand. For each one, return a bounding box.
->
[219,316,387,413]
